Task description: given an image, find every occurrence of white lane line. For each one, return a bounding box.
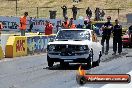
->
[101,71,132,88]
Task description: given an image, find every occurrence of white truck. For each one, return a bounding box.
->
[47,29,102,67]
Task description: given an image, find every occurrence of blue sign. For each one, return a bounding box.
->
[27,36,48,54]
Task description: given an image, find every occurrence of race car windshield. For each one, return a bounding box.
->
[56,30,90,40]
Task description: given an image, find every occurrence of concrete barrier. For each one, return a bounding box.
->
[0,44,4,59]
[5,36,27,58]
[27,35,48,54]
[5,34,56,58]
[27,34,56,55]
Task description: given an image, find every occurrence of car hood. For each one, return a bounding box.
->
[48,40,91,45]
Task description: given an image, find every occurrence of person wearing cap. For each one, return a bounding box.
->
[112,19,122,55]
[62,17,69,29]
[69,18,76,29]
[101,16,113,55]
[20,12,28,36]
[45,20,53,35]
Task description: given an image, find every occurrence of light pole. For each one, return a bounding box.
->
[16,0,18,16]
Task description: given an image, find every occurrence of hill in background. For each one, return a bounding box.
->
[0,0,132,21]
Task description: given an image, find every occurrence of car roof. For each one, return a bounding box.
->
[61,29,93,32]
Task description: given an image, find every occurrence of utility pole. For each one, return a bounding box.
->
[16,0,18,16]
[37,7,39,18]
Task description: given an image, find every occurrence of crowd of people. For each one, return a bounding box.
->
[61,5,105,21]
[2,11,132,56]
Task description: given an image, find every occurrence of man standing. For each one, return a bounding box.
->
[20,12,28,36]
[86,7,92,19]
[69,18,76,29]
[62,17,69,29]
[100,10,105,21]
[95,8,101,21]
[101,16,113,55]
[45,20,53,35]
[61,5,67,19]
[112,19,122,55]
[72,5,78,20]
[29,17,34,32]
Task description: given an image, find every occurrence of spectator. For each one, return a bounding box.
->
[86,7,92,19]
[62,17,69,29]
[69,18,76,29]
[77,23,83,28]
[61,5,67,19]
[56,21,62,33]
[87,21,94,30]
[28,17,34,32]
[83,20,89,29]
[45,20,53,35]
[72,5,78,20]
[0,22,3,35]
[73,0,79,3]
[100,10,105,21]
[112,19,122,55]
[128,25,132,33]
[95,8,101,21]
[101,16,113,55]
[20,12,28,36]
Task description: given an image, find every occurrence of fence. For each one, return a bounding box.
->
[0,6,131,21]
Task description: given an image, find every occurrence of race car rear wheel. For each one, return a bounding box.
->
[60,62,69,67]
[87,56,93,68]
[47,55,54,67]
[96,51,102,66]
[123,45,127,48]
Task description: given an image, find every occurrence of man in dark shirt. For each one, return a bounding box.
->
[61,5,67,19]
[86,7,92,18]
[112,19,122,55]
[101,16,113,55]
[72,5,78,20]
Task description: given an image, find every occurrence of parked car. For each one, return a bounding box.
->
[47,29,102,67]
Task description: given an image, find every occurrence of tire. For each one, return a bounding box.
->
[76,75,87,85]
[47,55,54,67]
[60,62,69,67]
[123,45,127,48]
[95,59,100,66]
[96,51,101,66]
[87,56,93,68]
[87,49,93,68]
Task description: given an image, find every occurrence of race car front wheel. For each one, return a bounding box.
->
[87,49,93,68]
[47,55,54,67]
